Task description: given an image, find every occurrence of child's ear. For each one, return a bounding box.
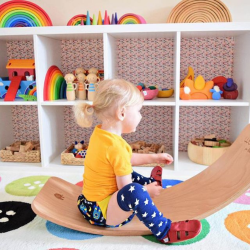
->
[116,107,126,121]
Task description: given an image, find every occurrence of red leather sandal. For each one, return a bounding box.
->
[159,220,202,244]
[150,166,162,186]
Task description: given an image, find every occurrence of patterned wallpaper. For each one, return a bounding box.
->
[6,37,234,151]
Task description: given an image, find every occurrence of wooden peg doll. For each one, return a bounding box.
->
[88,67,99,76]
[75,67,86,76]
[64,73,77,101]
[76,73,87,100]
[85,73,100,101]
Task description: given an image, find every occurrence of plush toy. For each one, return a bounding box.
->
[72,140,85,154]
[210,86,223,100]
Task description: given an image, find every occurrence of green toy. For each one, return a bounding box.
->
[19,94,37,101]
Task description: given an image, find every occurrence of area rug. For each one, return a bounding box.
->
[0,169,249,250]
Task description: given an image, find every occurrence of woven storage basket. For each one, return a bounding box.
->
[61,144,85,165]
[0,141,41,163]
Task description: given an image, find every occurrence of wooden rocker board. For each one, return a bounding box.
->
[32,124,250,236]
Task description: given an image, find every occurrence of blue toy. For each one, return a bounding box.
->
[0,77,37,99]
[210,86,223,100]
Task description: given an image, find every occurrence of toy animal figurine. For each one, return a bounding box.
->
[19,94,37,101]
[76,73,86,100]
[210,86,223,100]
[85,73,100,101]
[75,67,86,76]
[88,67,99,76]
[64,73,77,101]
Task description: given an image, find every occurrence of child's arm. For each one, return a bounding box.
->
[131,153,173,166]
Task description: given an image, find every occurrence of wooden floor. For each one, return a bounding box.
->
[31,124,250,236]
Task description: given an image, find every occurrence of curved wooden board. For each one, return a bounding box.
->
[32,124,250,236]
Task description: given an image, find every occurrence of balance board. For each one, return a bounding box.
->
[32,124,250,236]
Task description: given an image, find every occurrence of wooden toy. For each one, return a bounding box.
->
[64,73,77,101]
[32,124,250,236]
[92,14,97,25]
[104,10,109,25]
[19,94,37,101]
[76,73,86,100]
[180,76,214,100]
[86,11,91,25]
[223,78,237,91]
[210,86,223,100]
[44,65,64,101]
[157,88,174,98]
[180,66,194,87]
[129,141,165,154]
[85,73,100,101]
[75,67,86,76]
[4,76,23,101]
[167,0,232,23]
[223,78,238,99]
[212,76,227,97]
[0,0,53,27]
[118,13,147,24]
[4,59,36,101]
[188,134,231,165]
[67,15,93,26]
[115,12,118,24]
[111,14,115,24]
[97,11,102,25]
[0,141,40,162]
[88,67,99,76]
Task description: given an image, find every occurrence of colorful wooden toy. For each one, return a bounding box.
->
[210,86,223,100]
[76,73,86,100]
[180,75,214,100]
[97,11,102,25]
[0,0,52,27]
[64,73,77,101]
[19,94,37,101]
[180,66,194,87]
[118,13,147,24]
[85,73,100,101]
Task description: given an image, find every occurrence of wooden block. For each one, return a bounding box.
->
[204,141,219,147]
[204,134,216,139]
[6,146,20,152]
[220,142,231,147]
[25,141,35,151]
[19,145,26,152]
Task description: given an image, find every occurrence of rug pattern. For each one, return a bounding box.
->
[0,172,249,250]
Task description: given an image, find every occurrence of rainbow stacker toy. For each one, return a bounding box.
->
[0,0,52,27]
[43,65,66,101]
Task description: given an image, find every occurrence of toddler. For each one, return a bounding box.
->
[74,79,201,243]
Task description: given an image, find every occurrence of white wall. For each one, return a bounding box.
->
[1,0,249,26]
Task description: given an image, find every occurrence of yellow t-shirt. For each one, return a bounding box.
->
[83,125,133,202]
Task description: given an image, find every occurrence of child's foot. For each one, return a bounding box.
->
[150,166,162,186]
[159,220,202,244]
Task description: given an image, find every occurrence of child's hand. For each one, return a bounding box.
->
[156,153,174,165]
[145,182,163,198]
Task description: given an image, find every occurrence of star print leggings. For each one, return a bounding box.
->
[78,171,171,239]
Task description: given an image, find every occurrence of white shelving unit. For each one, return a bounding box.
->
[0,23,250,175]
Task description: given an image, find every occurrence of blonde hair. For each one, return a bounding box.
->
[74,79,144,127]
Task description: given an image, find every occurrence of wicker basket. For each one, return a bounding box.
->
[61,144,85,165]
[0,141,41,163]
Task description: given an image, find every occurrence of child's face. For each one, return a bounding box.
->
[122,102,143,134]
